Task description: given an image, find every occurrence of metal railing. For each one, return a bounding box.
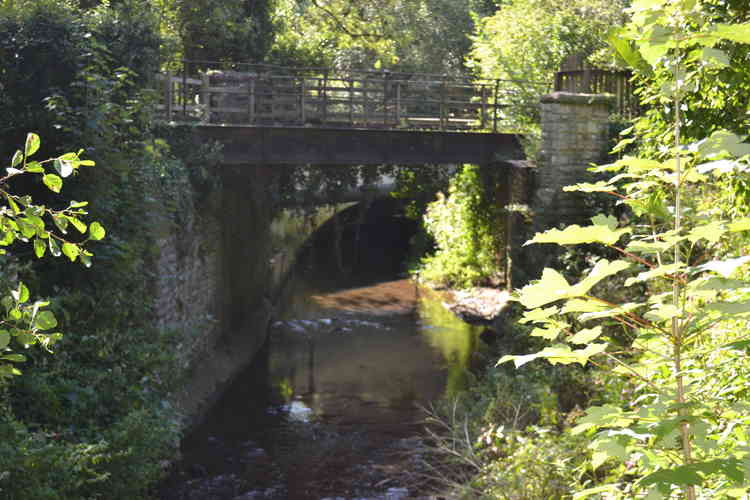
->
[156,61,548,132]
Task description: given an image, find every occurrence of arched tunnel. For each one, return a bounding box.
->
[294,197,420,289]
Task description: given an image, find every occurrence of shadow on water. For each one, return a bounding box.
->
[160,198,484,500]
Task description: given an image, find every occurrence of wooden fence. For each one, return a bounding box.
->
[156,62,547,132]
[554,69,640,118]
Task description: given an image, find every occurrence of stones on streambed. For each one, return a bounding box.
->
[272,317,390,335]
[320,489,440,500]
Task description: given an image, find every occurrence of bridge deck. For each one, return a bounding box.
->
[194,125,525,165]
[157,62,546,133]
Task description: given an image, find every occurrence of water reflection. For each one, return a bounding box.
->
[269,280,483,427]
[168,278,484,499]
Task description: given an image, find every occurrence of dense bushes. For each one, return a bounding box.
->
[0,1,198,497]
[418,164,504,289]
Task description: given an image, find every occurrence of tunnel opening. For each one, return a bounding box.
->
[295,197,419,290]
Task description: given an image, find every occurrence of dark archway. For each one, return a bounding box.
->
[295,197,419,290]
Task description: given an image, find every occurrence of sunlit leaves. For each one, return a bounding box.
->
[526,214,630,246]
[0,134,102,377]
[498,342,608,368]
[89,221,105,240]
[699,256,750,278]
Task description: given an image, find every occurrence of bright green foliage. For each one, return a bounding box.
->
[0,2,185,497]
[467,0,627,131]
[419,165,503,288]
[270,0,478,73]
[500,2,750,497]
[0,133,102,379]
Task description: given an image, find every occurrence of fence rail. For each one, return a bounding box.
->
[554,69,639,118]
[156,61,547,132]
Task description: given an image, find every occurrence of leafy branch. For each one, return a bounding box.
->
[0,133,104,379]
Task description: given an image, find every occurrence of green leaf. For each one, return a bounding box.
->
[24,161,44,173]
[687,221,726,244]
[570,326,603,344]
[608,28,650,73]
[728,218,750,232]
[698,130,750,159]
[698,47,730,68]
[519,306,559,324]
[67,216,87,234]
[34,310,57,331]
[640,459,744,488]
[15,331,35,346]
[713,23,750,44]
[516,269,573,309]
[590,437,628,469]
[526,214,630,246]
[563,181,618,193]
[11,283,29,304]
[0,331,9,350]
[572,405,632,434]
[574,259,631,295]
[699,256,750,278]
[88,221,105,240]
[43,174,63,193]
[644,304,682,322]
[52,214,68,234]
[561,298,608,314]
[5,194,21,214]
[24,133,40,157]
[530,323,566,340]
[48,238,61,257]
[80,253,92,268]
[572,485,622,500]
[625,263,684,286]
[35,238,47,259]
[11,150,23,167]
[1,354,26,363]
[62,242,79,262]
[708,301,750,316]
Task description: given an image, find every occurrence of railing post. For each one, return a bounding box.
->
[248,74,256,124]
[182,62,188,119]
[582,68,592,93]
[395,81,401,127]
[201,72,210,123]
[300,77,306,124]
[165,70,173,121]
[349,77,354,126]
[383,70,389,127]
[481,84,488,129]
[493,79,499,133]
[440,76,446,131]
[322,71,329,124]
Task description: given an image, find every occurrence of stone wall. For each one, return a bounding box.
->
[152,163,353,428]
[535,92,613,228]
[152,165,283,428]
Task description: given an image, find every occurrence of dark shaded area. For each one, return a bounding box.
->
[195,126,525,165]
[158,195,460,500]
[297,197,419,290]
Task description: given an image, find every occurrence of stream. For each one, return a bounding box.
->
[161,205,485,499]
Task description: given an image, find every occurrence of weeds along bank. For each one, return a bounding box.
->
[421,3,750,498]
[0,2,228,497]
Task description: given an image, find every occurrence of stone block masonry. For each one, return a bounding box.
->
[536,91,614,228]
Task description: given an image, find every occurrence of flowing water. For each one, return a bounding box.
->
[161,205,484,499]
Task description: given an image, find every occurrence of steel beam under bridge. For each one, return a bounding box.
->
[194,125,525,165]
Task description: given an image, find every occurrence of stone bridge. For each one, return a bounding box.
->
[156,62,543,167]
[152,62,618,425]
